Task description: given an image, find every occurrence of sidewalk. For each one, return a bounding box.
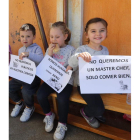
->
[9,103,111,140]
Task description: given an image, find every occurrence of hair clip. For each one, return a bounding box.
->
[21,24,29,30]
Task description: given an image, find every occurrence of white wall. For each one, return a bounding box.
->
[68,0,84,48]
[56,0,63,21]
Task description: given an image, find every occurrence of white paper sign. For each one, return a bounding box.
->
[9,54,36,84]
[36,55,72,93]
[79,55,131,94]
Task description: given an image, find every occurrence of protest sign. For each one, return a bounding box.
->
[79,55,131,94]
[9,54,36,84]
[36,55,72,93]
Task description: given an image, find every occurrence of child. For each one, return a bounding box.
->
[36,21,75,140]
[67,18,109,128]
[9,23,44,122]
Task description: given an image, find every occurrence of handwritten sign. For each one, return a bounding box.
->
[9,54,36,84]
[79,55,131,94]
[36,55,72,93]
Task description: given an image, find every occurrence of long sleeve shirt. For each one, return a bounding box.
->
[68,44,109,86]
[45,45,76,85]
[18,43,44,66]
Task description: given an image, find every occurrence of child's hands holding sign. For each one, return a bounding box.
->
[19,52,29,60]
[66,65,73,72]
[78,52,92,62]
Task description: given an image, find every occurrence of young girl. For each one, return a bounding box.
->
[36,21,76,140]
[9,23,44,122]
[67,18,109,128]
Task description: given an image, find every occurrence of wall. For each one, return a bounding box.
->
[9,0,131,56]
[83,0,131,55]
[9,0,59,55]
[68,0,83,48]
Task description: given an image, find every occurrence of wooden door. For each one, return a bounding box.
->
[83,0,131,55]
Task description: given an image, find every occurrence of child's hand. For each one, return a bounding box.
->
[48,43,56,56]
[78,52,91,62]
[66,65,73,72]
[19,52,29,60]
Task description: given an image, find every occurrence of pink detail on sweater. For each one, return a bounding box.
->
[59,62,65,65]
[53,54,63,59]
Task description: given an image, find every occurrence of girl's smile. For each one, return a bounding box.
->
[86,22,107,47]
[94,37,102,39]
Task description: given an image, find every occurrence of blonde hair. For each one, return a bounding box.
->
[51,21,71,44]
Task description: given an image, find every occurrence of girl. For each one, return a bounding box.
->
[67,17,109,128]
[37,21,76,140]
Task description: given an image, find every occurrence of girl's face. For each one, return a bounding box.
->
[86,22,107,45]
[50,27,68,47]
[20,30,35,47]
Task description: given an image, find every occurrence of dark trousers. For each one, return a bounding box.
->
[37,82,73,123]
[77,86,105,117]
[9,76,41,108]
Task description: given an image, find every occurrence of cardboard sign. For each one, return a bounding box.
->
[9,54,36,84]
[36,55,72,93]
[79,55,131,94]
